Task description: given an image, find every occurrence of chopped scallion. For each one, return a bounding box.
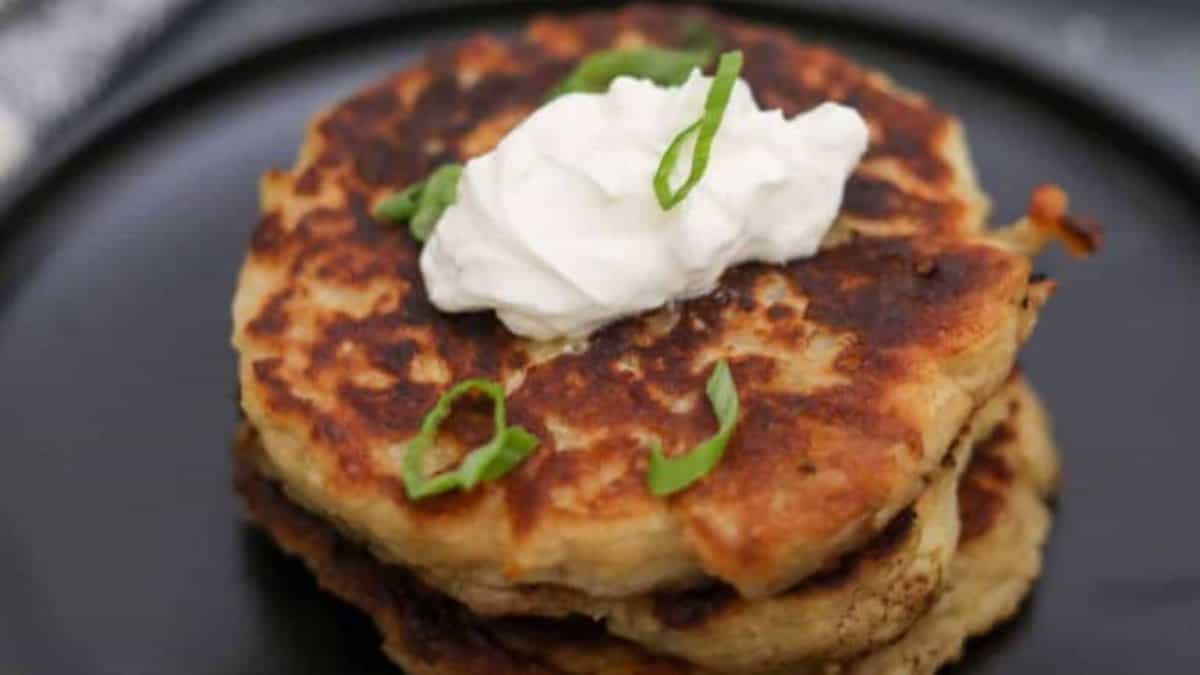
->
[402,379,539,500]
[653,50,743,210]
[647,359,740,496]
[374,162,462,242]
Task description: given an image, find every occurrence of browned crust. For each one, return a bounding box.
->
[650,506,916,629]
[233,427,700,675]
[958,422,1018,543]
[233,400,1039,675]
[233,3,1057,597]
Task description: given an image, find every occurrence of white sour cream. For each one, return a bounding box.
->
[419,71,868,340]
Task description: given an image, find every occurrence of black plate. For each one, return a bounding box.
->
[2,2,1198,674]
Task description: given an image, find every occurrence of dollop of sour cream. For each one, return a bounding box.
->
[419,71,868,341]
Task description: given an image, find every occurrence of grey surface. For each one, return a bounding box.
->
[0,2,1197,675]
[0,0,197,178]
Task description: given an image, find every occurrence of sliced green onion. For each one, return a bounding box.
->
[647,359,740,496]
[375,182,424,223]
[410,164,462,241]
[402,379,539,500]
[548,47,708,99]
[374,162,463,243]
[653,50,743,211]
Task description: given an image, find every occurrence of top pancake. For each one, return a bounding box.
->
[232,4,1050,598]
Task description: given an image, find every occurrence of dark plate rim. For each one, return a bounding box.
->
[2,0,1199,230]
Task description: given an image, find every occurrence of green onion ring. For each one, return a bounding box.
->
[402,379,539,500]
[653,50,743,210]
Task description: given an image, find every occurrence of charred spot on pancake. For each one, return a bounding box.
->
[842,175,960,232]
[913,256,938,277]
[653,582,739,629]
[336,379,433,433]
[345,193,386,244]
[958,422,1017,542]
[252,358,313,416]
[294,166,322,196]
[796,507,918,591]
[786,238,1018,351]
[249,211,286,256]
[766,303,796,321]
[387,570,477,664]
[246,289,293,337]
[343,85,400,123]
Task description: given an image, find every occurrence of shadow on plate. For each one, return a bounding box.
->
[240,527,397,674]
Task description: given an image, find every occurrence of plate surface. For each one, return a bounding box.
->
[1,3,1198,674]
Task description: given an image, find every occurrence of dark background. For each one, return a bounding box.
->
[0,2,1197,675]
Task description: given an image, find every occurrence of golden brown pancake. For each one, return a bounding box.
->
[232,4,1077,605]
[233,376,1058,675]
[841,376,1056,675]
[408,381,1019,672]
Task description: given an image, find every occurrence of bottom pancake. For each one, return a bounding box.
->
[232,377,1056,675]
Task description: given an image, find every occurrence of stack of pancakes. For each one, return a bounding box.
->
[231,6,1097,674]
